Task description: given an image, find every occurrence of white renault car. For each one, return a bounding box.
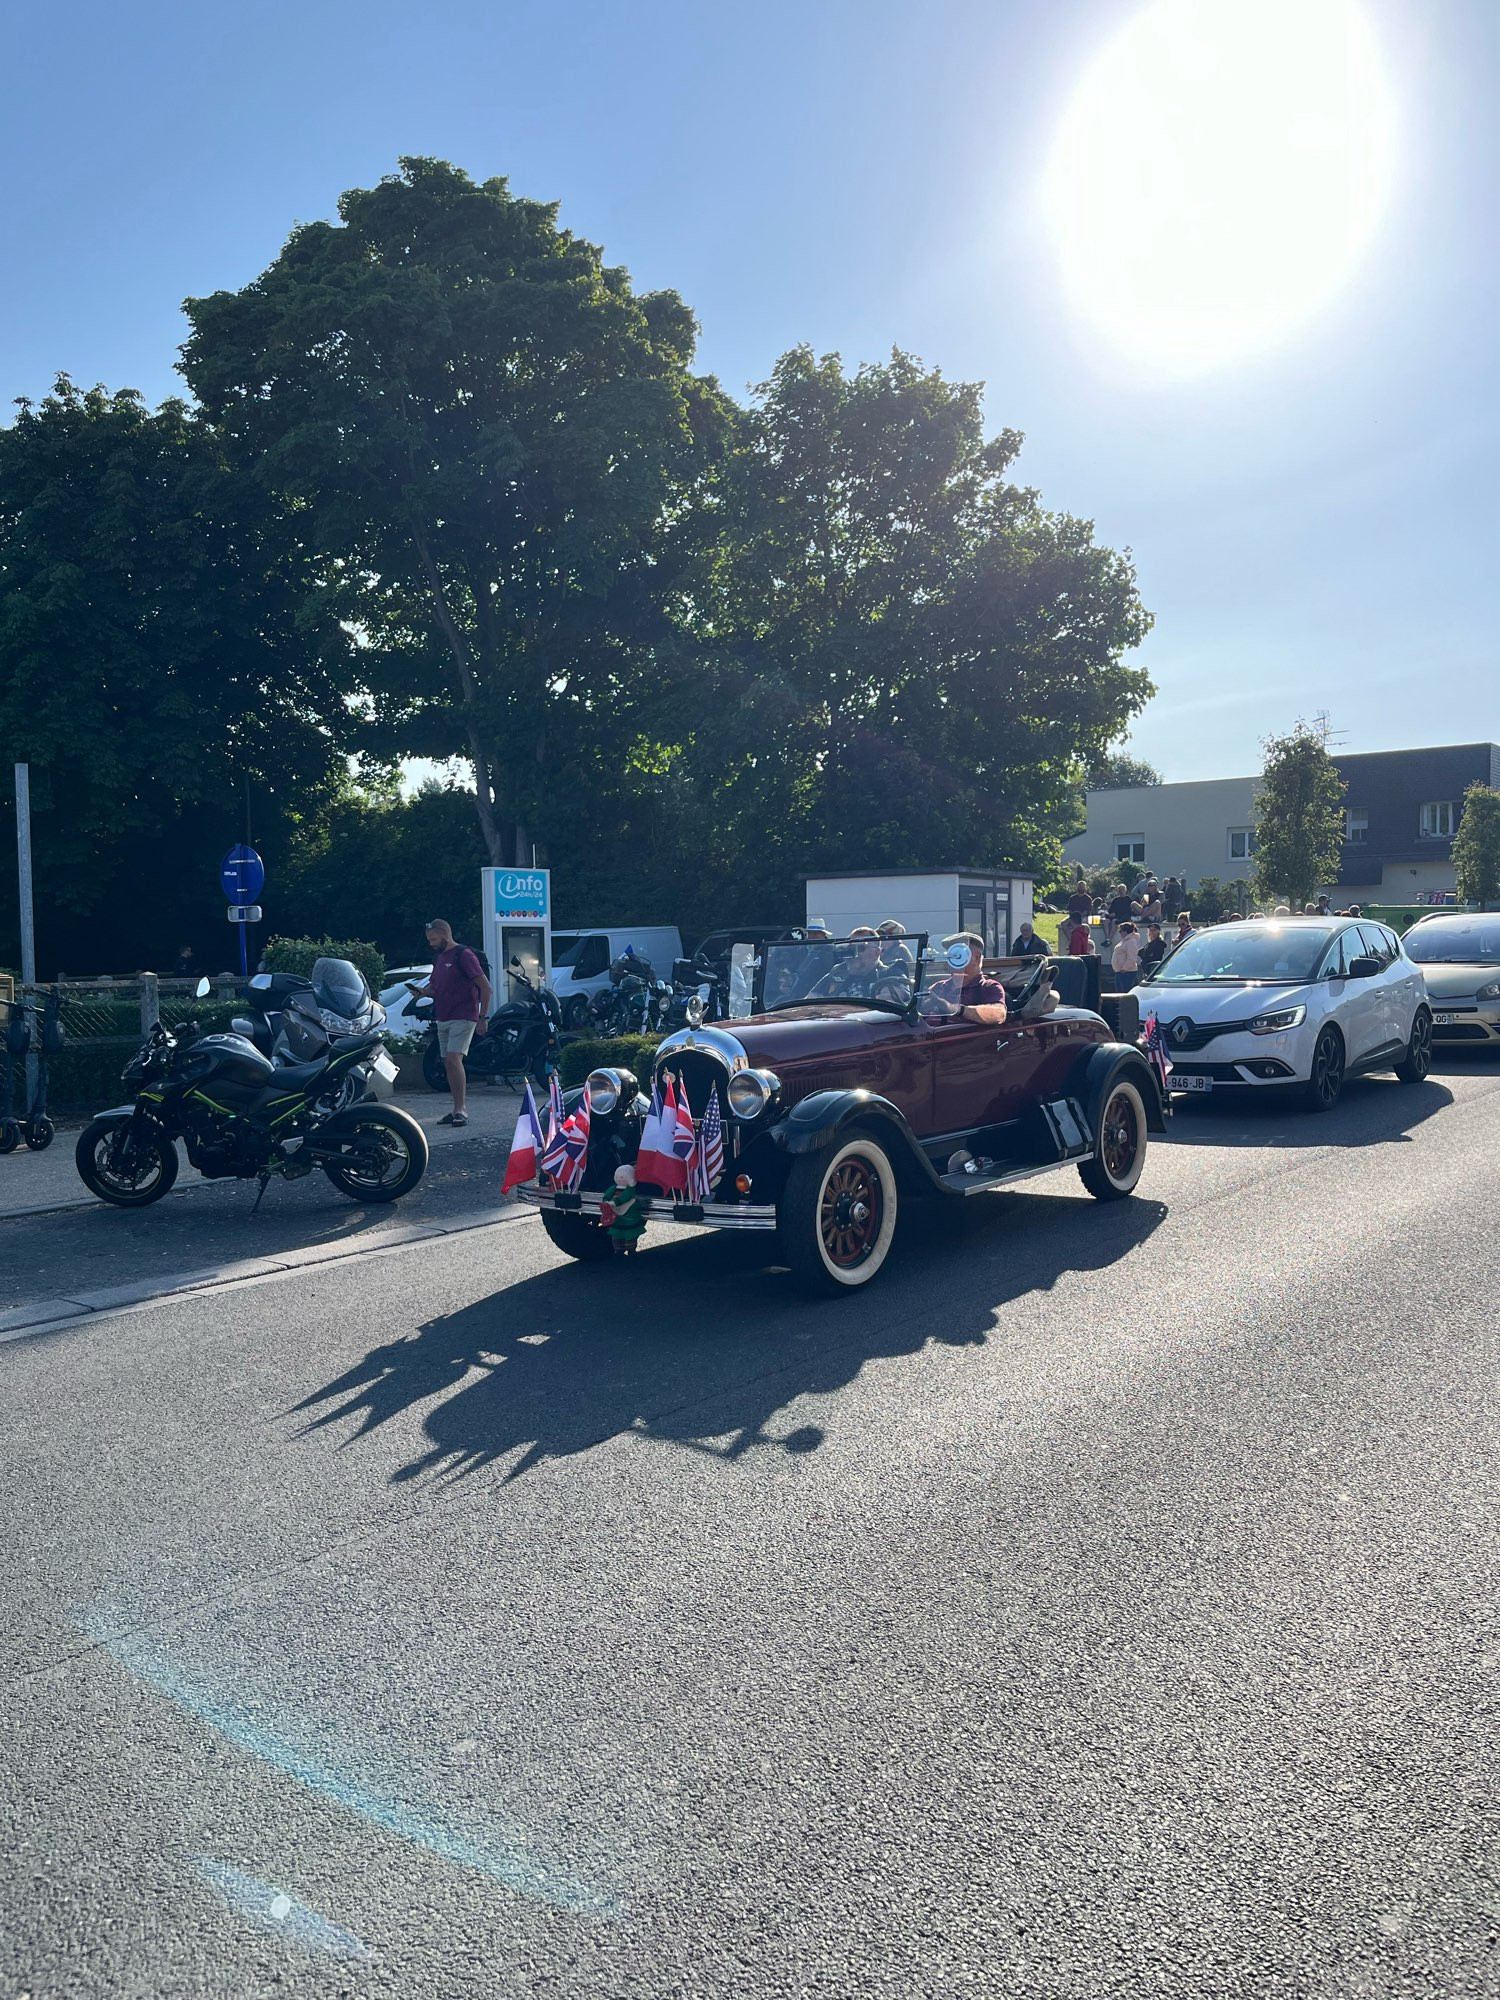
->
[1137,917,1433,1112]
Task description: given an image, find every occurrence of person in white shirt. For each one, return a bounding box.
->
[1111,921,1141,990]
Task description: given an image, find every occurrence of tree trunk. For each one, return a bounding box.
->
[408,522,504,865]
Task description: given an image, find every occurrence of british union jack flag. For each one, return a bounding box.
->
[540,1086,591,1191]
[1141,1013,1171,1097]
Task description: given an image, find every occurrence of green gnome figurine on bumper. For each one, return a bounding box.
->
[600,1164,646,1258]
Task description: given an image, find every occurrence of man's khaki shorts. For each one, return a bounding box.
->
[435,1019,477,1056]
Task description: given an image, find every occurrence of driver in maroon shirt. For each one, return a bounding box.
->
[923,933,1008,1025]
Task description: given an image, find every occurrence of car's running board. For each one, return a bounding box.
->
[937,1154,1094,1196]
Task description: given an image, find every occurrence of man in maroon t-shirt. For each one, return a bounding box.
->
[923,934,1008,1025]
[410,919,491,1126]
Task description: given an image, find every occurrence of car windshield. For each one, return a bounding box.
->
[309,957,369,1013]
[1403,918,1500,964]
[761,936,923,1013]
[1141,922,1334,985]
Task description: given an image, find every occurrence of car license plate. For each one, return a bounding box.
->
[372,1050,399,1083]
[1432,1012,1453,1026]
[1173,1072,1212,1093]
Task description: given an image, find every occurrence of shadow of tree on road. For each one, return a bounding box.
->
[288,1188,1167,1486]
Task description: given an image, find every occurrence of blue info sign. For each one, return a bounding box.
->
[220,845,266,903]
[493,869,549,919]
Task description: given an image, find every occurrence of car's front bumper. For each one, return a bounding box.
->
[1428,1002,1500,1045]
[1165,1025,1310,1093]
[516,1183,778,1230]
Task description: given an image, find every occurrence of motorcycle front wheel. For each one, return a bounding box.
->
[422,1038,450,1092]
[321,1105,429,1205]
[75,1115,180,1206]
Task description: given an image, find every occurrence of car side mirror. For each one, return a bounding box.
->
[1348,956,1381,979]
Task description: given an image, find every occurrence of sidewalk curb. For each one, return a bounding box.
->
[0,1204,532,1347]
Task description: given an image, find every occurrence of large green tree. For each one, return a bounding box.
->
[1252,724,1347,909]
[181,157,723,870]
[0,378,357,972]
[1452,783,1500,905]
[672,347,1154,913]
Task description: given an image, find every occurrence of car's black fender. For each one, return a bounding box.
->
[1073,1042,1168,1135]
[771,1089,948,1195]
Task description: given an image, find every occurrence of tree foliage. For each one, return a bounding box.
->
[4,160,1157,969]
[1252,724,1347,909]
[0,377,358,973]
[1087,752,1162,789]
[181,157,721,869]
[1452,783,1500,905]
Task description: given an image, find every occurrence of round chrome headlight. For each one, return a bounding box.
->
[683,994,705,1029]
[727,1068,780,1120]
[586,1067,626,1114]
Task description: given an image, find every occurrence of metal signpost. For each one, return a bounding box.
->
[220,845,266,976]
[14,764,37,1102]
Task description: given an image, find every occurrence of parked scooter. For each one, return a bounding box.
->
[233,959,390,1112]
[419,959,561,1093]
[0,990,63,1153]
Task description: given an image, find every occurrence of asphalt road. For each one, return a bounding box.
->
[2,1057,1497,1999]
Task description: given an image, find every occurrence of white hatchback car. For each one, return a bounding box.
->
[1137,918,1433,1112]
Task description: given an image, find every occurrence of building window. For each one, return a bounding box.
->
[1114,835,1146,865]
[1345,810,1368,845]
[1419,800,1457,839]
[1228,827,1256,860]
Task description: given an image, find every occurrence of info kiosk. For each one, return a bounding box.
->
[481,868,553,1002]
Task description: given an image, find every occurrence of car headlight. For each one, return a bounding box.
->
[1249,1005,1306,1035]
[683,994,704,1028]
[1475,978,1500,1003]
[585,1067,635,1114]
[727,1068,780,1120]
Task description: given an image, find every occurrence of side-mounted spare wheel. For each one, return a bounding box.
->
[1078,1076,1148,1201]
[779,1126,900,1295]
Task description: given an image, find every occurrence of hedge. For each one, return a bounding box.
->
[558,1034,661,1090]
[262,934,386,994]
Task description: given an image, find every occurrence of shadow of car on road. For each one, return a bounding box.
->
[289,1185,1168,1486]
[1161,1073,1454,1149]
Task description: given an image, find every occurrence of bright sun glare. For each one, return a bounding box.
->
[1041,0,1397,377]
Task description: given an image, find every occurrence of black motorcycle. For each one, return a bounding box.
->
[419,959,561,1093]
[75,980,426,1208]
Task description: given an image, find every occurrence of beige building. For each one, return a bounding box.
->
[1062,777,1261,888]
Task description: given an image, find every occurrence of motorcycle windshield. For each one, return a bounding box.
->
[309,958,369,1017]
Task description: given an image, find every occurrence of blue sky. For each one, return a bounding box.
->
[4,0,1494,780]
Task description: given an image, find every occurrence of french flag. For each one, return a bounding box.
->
[635,1077,669,1189]
[501,1081,546,1194]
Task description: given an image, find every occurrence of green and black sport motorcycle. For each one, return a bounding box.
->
[75,981,428,1209]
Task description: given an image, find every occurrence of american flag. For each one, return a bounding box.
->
[690,1087,725,1204]
[547,1070,566,1149]
[540,1086,591,1190]
[1141,1013,1171,1097]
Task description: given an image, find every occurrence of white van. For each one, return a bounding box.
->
[550,926,684,1029]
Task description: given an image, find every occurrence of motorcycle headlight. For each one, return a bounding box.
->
[319,1006,350,1032]
[1249,1005,1306,1035]
[586,1067,629,1115]
[727,1068,780,1120]
[684,994,705,1029]
[1475,978,1500,1003]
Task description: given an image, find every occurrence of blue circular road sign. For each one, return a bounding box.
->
[220,844,266,903]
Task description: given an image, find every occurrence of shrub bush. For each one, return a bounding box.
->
[262,935,385,994]
[558,1034,661,1090]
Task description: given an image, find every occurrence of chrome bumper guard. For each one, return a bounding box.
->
[516,1183,778,1231]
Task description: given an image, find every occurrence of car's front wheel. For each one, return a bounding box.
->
[540,1209,613,1261]
[1395,1006,1433,1085]
[779,1129,900,1295]
[1302,1024,1345,1112]
[1078,1078,1148,1200]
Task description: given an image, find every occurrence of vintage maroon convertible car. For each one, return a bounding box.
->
[517,936,1164,1294]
